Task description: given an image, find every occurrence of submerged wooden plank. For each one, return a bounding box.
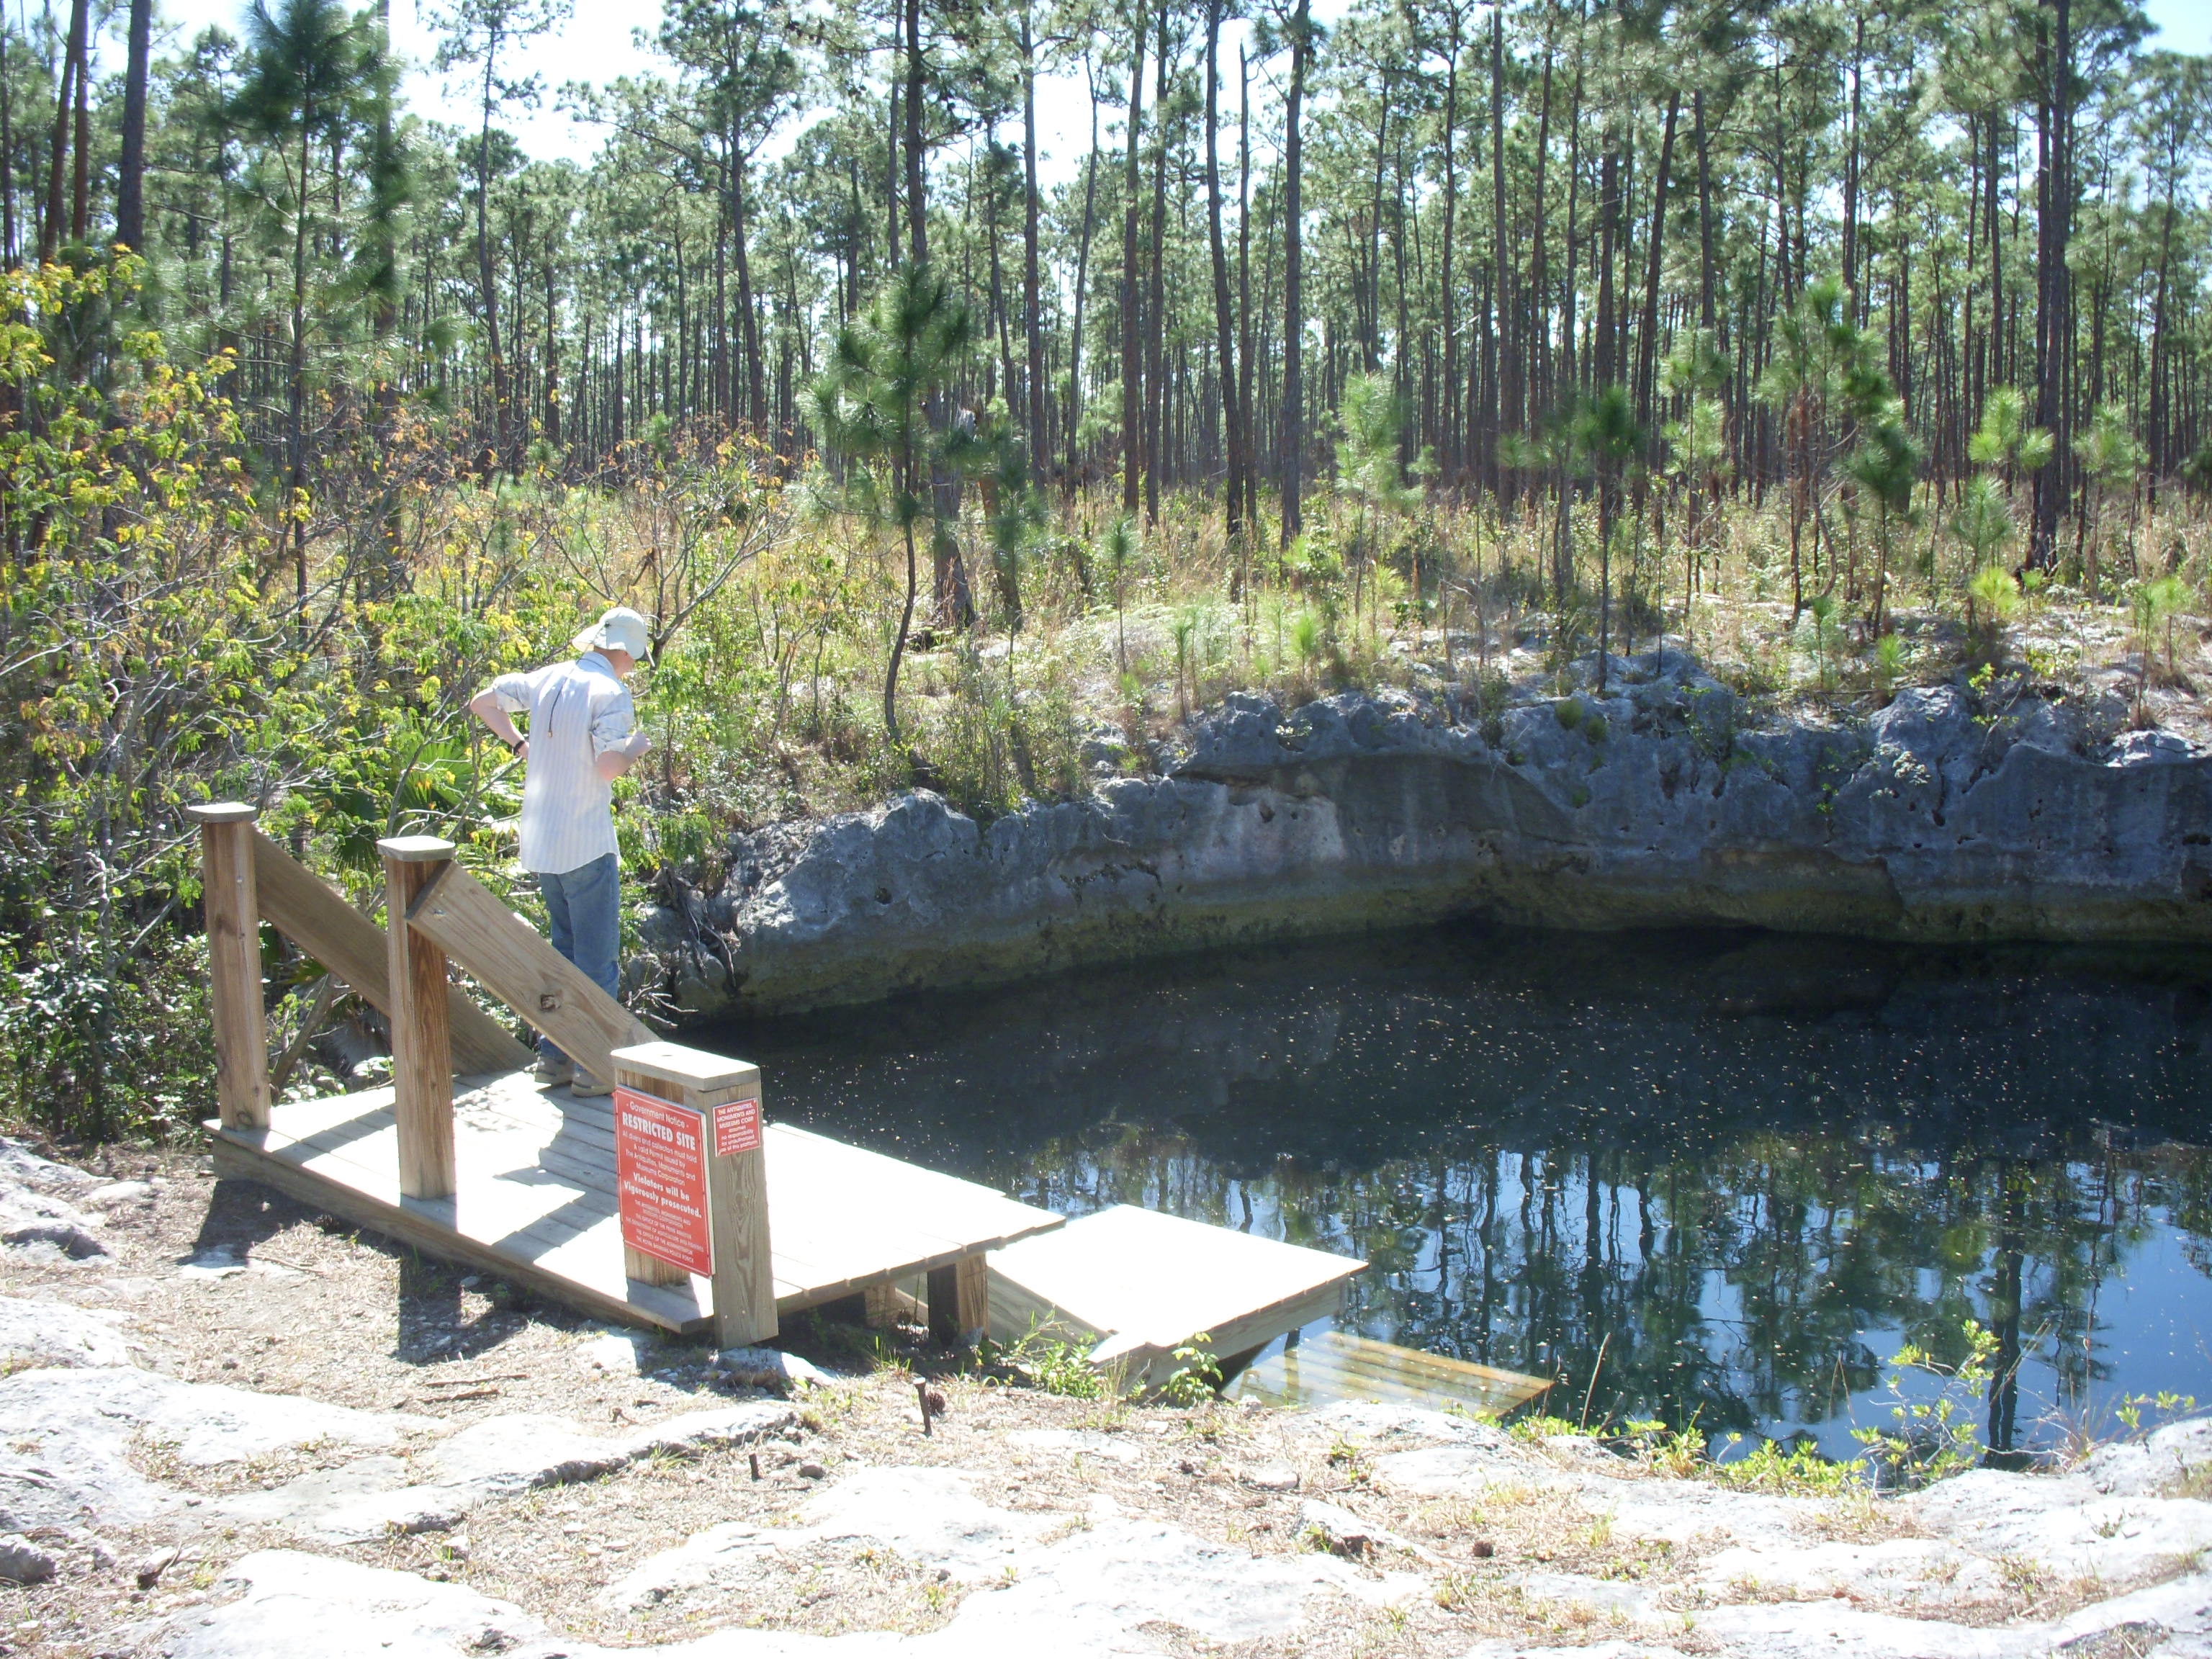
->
[1292,1334,1556,1395]
[1233,1330,1553,1416]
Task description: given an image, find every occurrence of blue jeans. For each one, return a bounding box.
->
[535,853,620,1072]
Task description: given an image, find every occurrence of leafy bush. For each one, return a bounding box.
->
[991,1320,1109,1399]
[1156,1333,1223,1407]
[1852,1318,2003,1488]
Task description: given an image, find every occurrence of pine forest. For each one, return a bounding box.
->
[4,0,2212,1135]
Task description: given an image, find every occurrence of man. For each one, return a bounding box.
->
[469,606,654,1096]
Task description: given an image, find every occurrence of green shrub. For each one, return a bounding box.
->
[1156,1333,1223,1407]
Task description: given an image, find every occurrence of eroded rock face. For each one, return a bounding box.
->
[641,673,2212,1018]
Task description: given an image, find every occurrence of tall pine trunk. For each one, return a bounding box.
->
[1120,6,1146,517]
[1143,8,1169,521]
[1635,91,1677,429]
[1204,0,1243,544]
[2030,0,2072,564]
[1491,6,1513,456]
[1067,73,1100,485]
[1280,0,1308,548]
[115,0,151,251]
[1020,6,1046,475]
[476,58,511,470]
[1238,47,1256,531]
[40,0,86,262]
[0,24,14,267]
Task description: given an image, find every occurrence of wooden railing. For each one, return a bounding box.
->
[187,802,776,1346]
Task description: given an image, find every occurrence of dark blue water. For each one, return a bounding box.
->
[713,925,2212,1460]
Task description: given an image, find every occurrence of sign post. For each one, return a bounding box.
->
[609,1041,777,1348]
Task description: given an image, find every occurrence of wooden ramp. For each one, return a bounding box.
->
[1233,1329,1555,1418]
[212,1069,1062,1337]
[986,1205,1364,1390]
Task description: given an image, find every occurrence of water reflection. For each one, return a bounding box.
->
[712,926,2212,1458]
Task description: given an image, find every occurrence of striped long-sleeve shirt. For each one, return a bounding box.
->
[487,652,636,874]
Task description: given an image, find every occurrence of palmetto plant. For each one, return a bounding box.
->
[810,263,982,747]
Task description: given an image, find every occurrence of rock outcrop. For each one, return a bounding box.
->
[137,1403,2212,1659]
[641,666,2212,1018]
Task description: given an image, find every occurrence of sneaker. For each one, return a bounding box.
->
[533,1056,572,1086]
[569,1070,613,1098]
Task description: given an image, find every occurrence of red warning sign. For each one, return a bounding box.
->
[613,1085,710,1276]
[713,1097,761,1156]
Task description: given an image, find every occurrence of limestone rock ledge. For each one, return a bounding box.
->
[135,1404,2212,1659]
[639,668,2212,1019]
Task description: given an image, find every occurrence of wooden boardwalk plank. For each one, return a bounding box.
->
[988,1205,1364,1354]
[985,1205,1365,1391]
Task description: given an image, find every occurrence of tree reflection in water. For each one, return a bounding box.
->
[716,925,2212,1460]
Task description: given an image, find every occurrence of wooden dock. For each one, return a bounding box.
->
[212,1069,1061,1336]
[186,804,1061,1349]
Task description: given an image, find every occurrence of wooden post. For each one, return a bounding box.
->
[610,1040,777,1349]
[379,836,456,1201]
[187,804,269,1131]
[927,1254,989,1348]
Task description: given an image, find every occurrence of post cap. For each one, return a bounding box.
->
[377,835,457,863]
[186,801,260,824]
[610,1041,758,1094]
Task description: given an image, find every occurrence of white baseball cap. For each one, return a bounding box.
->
[572,606,652,660]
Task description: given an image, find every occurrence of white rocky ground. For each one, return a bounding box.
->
[2,1134,2211,1658]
